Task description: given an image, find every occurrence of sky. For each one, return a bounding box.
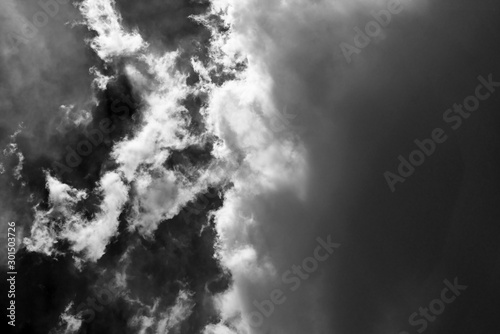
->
[1,0,500,334]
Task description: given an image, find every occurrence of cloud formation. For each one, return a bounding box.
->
[5,1,500,334]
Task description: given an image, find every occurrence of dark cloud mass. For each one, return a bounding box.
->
[2,0,500,334]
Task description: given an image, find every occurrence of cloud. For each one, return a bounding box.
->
[60,171,128,261]
[131,290,194,334]
[78,0,146,61]
[25,172,128,262]
[186,0,433,333]
[20,1,500,334]
[50,302,83,334]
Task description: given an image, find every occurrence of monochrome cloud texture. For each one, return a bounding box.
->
[4,1,500,334]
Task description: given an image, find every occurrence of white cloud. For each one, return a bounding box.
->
[61,172,128,261]
[131,290,194,334]
[25,172,128,262]
[78,0,146,61]
[50,302,83,334]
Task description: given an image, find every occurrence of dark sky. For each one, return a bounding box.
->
[2,0,500,334]
[309,1,500,333]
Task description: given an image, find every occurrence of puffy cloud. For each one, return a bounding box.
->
[24,174,87,257]
[50,303,83,334]
[61,172,128,261]
[78,0,146,61]
[25,172,128,262]
[133,290,194,334]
